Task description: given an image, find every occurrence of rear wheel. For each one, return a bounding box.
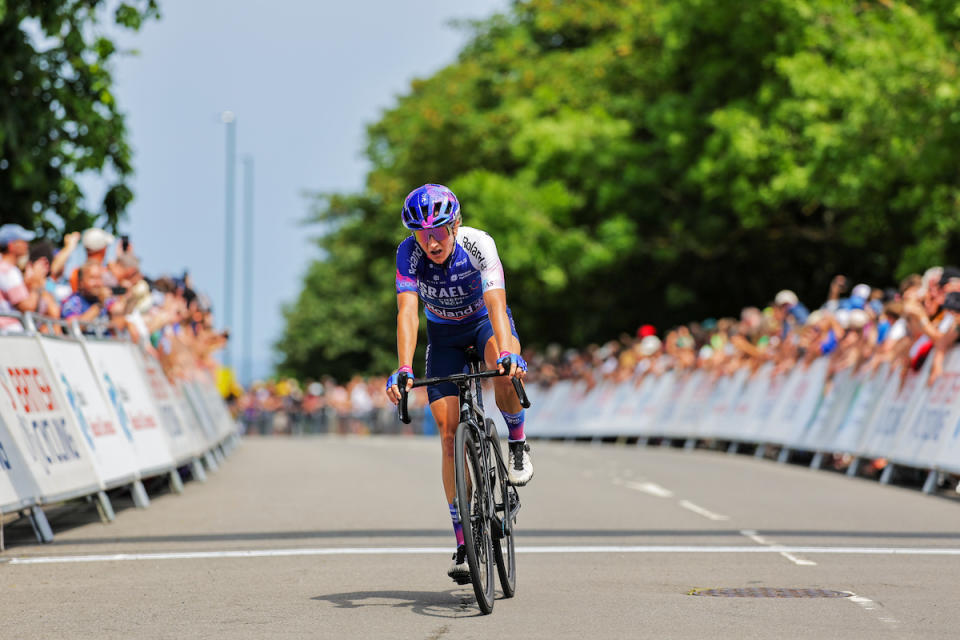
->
[454,421,495,614]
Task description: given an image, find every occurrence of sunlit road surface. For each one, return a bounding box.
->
[3,436,960,639]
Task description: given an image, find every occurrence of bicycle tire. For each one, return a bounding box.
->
[487,419,517,598]
[454,421,496,614]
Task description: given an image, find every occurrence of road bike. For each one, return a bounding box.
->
[398,347,530,614]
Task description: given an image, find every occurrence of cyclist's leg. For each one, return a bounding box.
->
[478,310,533,484]
[431,395,459,504]
[426,320,473,559]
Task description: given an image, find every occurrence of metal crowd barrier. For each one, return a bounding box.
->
[0,311,239,547]
[522,349,960,493]
[238,406,429,436]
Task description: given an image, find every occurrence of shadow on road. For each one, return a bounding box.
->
[311,588,484,618]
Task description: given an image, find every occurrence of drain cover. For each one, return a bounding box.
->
[688,588,851,598]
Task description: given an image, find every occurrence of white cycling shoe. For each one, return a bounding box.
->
[448,544,470,584]
[508,441,534,486]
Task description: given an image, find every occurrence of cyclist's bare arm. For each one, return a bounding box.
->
[484,288,523,380]
[388,291,419,404]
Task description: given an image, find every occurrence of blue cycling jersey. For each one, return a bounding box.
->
[395,226,505,324]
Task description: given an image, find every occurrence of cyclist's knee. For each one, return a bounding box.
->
[441,432,455,457]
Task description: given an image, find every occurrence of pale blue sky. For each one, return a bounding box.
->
[102,0,509,382]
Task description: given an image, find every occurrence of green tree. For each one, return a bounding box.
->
[0,0,159,235]
[279,0,960,380]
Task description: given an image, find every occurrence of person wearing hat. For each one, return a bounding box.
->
[773,289,809,341]
[0,224,42,329]
[69,227,115,292]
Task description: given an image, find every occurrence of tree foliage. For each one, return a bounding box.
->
[278,0,960,380]
[0,0,159,234]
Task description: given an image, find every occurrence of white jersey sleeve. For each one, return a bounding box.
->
[457,226,505,293]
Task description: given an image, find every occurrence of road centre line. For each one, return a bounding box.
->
[7,545,960,565]
[678,500,730,521]
[847,592,901,628]
[741,529,817,567]
[624,481,674,498]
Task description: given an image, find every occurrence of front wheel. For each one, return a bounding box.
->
[454,421,495,614]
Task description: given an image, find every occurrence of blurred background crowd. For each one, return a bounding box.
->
[0,223,228,381]
[234,265,960,437]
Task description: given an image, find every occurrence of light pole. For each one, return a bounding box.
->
[242,155,254,386]
[221,110,236,370]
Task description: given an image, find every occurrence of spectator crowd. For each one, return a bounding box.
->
[522,268,960,394]
[0,223,228,381]
[232,265,960,440]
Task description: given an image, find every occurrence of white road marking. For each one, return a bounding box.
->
[741,529,817,566]
[678,500,730,521]
[625,481,674,498]
[741,530,769,545]
[778,551,817,567]
[847,592,900,628]
[7,545,960,565]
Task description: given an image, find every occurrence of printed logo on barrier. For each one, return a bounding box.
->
[103,373,134,442]
[6,367,57,413]
[0,436,11,471]
[60,373,94,450]
[15,414,80,474]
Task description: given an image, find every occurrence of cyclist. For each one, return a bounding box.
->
[385,184,532,583]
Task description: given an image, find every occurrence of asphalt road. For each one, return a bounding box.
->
[3,436,960,639]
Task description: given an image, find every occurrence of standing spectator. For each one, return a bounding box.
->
[774,289,810,338]
[69,228,114,291]
[0,224,40,330]
[25,241,61,320]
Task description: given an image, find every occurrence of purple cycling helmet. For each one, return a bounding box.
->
[401,184,460,230]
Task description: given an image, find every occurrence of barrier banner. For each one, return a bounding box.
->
[934,351,960,472]
[650,371,692,437]
[609,375,657,435]
[858,360,929,460]
[800,368,861,452]
[83,340,175,477]
[727,364,775,442]
[0,412,40,511]
[581,380,629,437]
[176,380,220,446]
[747,366,791,443]
[767,358,830,447]
[670,371,711,439]
[133,348,206,463]
[184,379,225,443]
[895,350,960,468]
[192,372,237,442]
[38,336,140,488]
[827,365,890,455]
[526,381,563,437]
[0,335,102,502]
[704,368,751,441]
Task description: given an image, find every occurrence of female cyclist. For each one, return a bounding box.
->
[385,184,533,582]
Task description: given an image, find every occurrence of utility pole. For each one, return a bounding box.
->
[221,110,236,369]
[242,155,255,386]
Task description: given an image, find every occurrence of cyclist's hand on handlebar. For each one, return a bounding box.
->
[497,351,527,380]
[386,366,414,405]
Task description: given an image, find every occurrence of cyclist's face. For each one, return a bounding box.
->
[415,224,456,263]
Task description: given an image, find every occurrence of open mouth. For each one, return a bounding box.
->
[429,248,444,258]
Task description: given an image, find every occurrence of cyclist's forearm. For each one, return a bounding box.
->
[397,298,419,369]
